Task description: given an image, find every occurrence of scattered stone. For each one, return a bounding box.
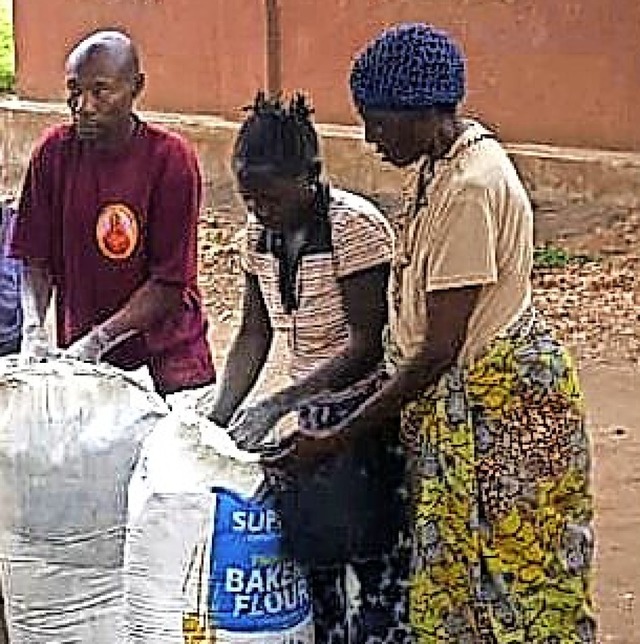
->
[198,209,640,369]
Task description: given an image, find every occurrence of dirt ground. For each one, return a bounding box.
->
[583,364,640,643]
[203,243,640,642]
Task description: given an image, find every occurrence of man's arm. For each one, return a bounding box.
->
[67,278,184,359]
[11,133,58,344]
[20,260,53,355]
[69,134,201,360]
[206,272,273,426]
[21,261,52,329]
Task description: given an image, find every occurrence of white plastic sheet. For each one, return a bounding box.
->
[0,356,314,643]
[0,356,166,643]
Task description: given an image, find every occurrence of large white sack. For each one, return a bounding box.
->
[0,356,167,644]
[125,408,314,643]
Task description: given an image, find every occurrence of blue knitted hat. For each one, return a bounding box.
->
[350,23,466,110]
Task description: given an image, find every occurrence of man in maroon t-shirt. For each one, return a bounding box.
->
[10,30,215,395]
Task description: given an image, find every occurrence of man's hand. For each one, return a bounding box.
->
[20,324,52,362]
[65,328,111,364]
[195,385,221,420]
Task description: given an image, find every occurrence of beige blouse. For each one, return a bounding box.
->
[389,121,534,366]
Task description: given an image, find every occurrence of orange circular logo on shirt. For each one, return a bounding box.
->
[96,203,139,260]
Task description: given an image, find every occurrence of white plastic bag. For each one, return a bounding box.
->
[0,356,166,643]
[125,409,314,643]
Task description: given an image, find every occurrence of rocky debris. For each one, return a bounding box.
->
[198,208,243,326]
[532,259,639,367]
[197,215,640,369]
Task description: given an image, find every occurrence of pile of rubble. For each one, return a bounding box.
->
[198,217,640,369]
[532,259,639,366]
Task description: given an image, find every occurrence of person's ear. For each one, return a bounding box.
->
[132,73,145,98]
[310,159,322,180]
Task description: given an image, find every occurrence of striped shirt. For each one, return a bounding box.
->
[240,188,393,381]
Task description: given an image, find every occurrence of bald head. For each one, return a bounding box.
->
[65,30,145,146]
[66,30,140,81]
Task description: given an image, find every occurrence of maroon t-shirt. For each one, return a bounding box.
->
[11,119,215,394]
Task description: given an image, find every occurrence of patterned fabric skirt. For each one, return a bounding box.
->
[400,307,596,643]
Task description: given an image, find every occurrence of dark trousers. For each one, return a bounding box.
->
[310,532,413,644]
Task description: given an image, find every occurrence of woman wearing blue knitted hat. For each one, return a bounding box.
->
[277,23,596,643]
[347,23,596,643]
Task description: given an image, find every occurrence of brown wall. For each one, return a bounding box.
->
[4,100,640,241]
[14,0,640,151]
[14,0,265,119]
[279,0,640,151]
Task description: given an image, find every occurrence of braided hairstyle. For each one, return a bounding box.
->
[233,91,321,181]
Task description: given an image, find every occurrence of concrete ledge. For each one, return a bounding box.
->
[1,98,638,244]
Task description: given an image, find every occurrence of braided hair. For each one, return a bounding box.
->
[233,91,321,180]
[233,93,331,313]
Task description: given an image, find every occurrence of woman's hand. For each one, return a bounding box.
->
[260,418,359,468]
[228,396,289,450]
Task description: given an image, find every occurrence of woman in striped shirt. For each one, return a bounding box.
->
[205,92,412,644]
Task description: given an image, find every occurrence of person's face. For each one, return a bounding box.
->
[65,51,143,143]
[233,162,315,232]
[362,108,440,168]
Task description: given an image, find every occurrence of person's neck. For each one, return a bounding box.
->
[281,213,313,239]
[94,114,137,152]
[281,192,324,238]
[426,115,468,163]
